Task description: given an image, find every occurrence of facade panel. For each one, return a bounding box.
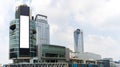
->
[20,16,29,48]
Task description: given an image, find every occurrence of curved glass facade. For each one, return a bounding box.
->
[9,19,20,58]
[9,19,36,59]
[40,44,66,62]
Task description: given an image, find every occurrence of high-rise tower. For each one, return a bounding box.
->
[35,14,50,45]
[9,4,36,63]
[74,29,84,53]
[35,14,50,61]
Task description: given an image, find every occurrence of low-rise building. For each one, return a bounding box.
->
[70,52,101,60]
[30,44,70,63]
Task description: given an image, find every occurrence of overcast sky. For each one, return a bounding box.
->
[1,0,120,64]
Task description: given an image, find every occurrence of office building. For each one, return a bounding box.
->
[35,14,50,45]
[9,4,36,63]
[37,44,70,62]
[74,29,84,53]
[35,14,50,60]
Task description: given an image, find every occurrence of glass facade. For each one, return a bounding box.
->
[40,44,66,62]
[9,5,36,61]
[35,14,49,45]
[9,19,36,59]
[35,14,50,60]
[74,29,84,53]
[42,44,65,57]
[29,20,36,57]
[9,19,19,58]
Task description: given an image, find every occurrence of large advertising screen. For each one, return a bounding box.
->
[20,15,29,48]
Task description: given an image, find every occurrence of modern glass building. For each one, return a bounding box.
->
[35,14,50,45]
[37,44,69,62]
[74,29,84,53]
[35,14,50,60]
[9,4,36,63]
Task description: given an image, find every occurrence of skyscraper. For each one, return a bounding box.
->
[35,14,50,61]
[9,4,36,63]
[74,29,84,53]
[35,14,50,45]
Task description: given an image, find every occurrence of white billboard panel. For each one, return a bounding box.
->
[20,15,29,48]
